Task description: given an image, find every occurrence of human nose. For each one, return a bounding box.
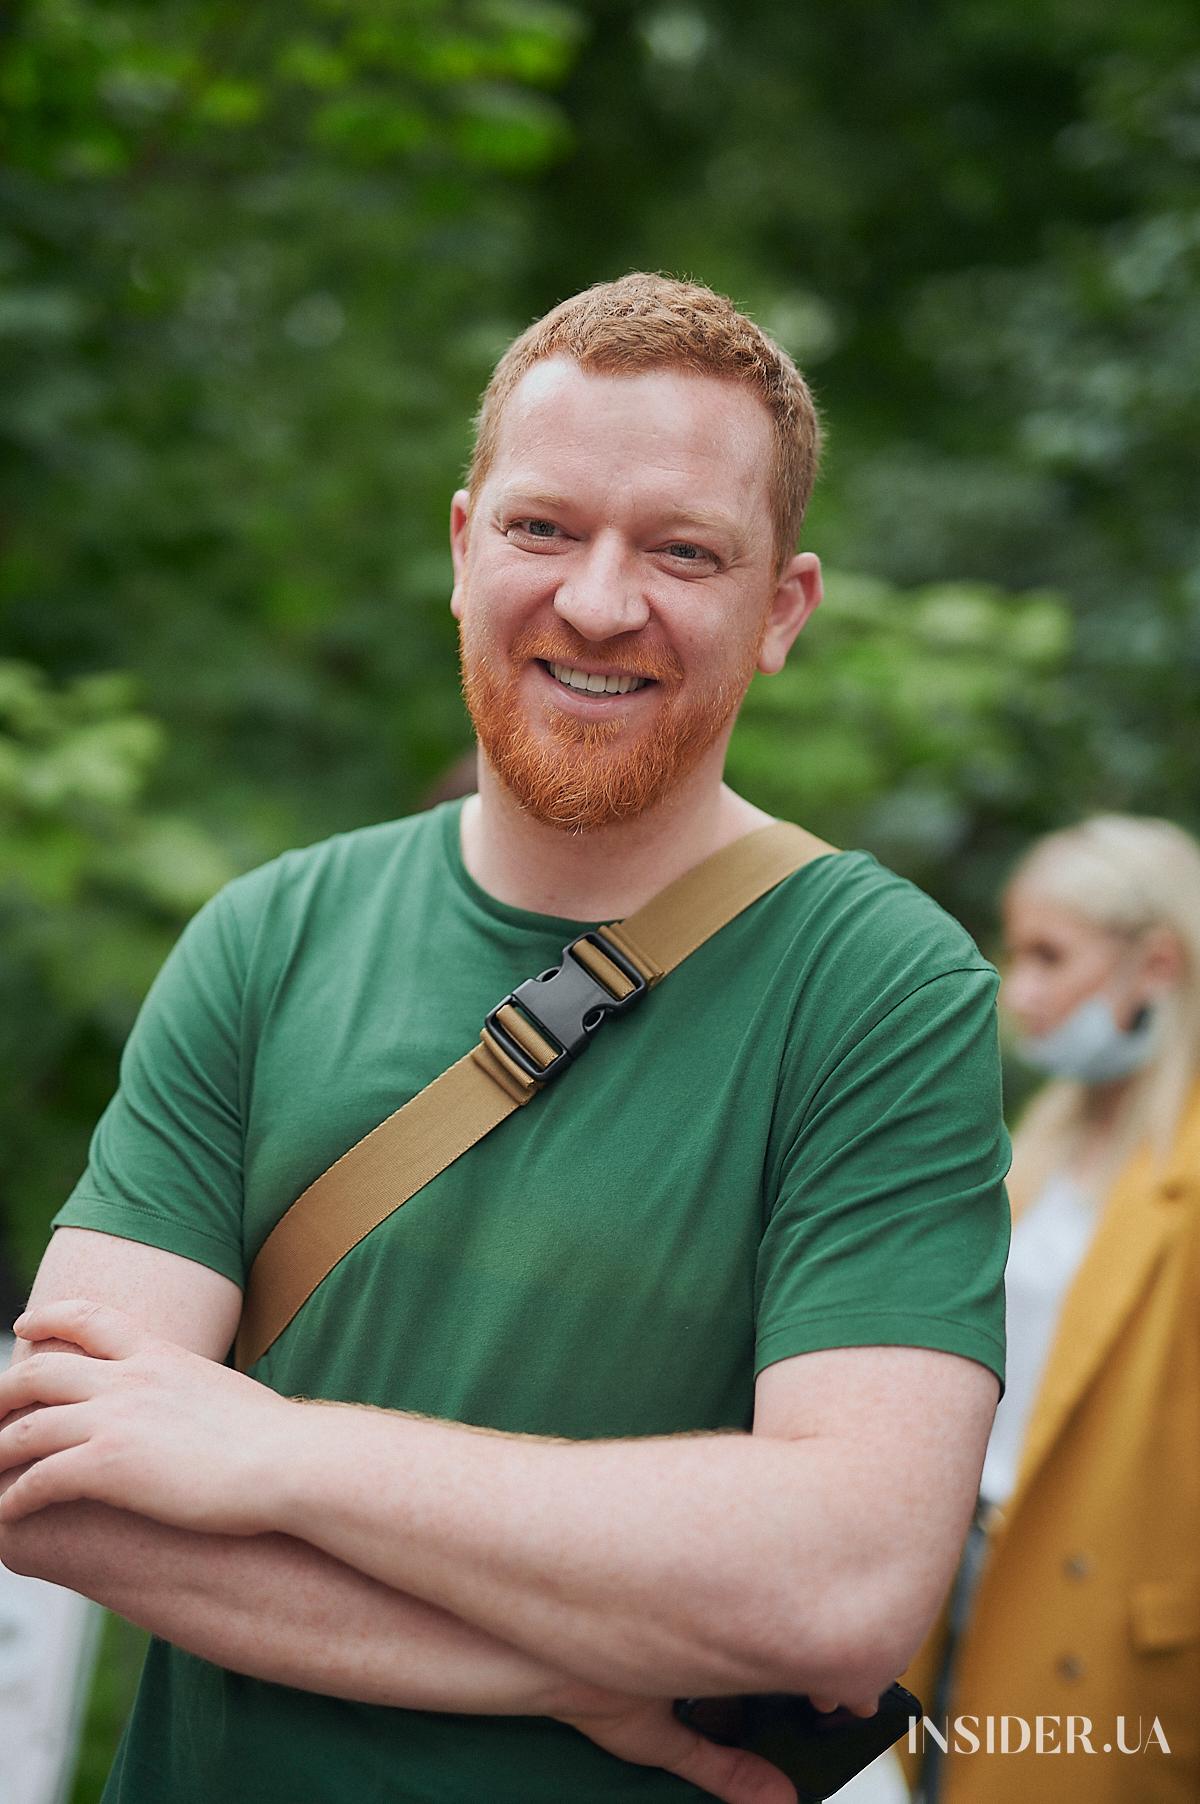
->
[553,535,651,641]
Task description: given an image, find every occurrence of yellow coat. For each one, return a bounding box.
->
[898,1084,1200,1803]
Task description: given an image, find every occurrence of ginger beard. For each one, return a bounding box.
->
[459,615,766,833]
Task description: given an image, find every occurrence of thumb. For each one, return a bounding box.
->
[655,1717,798,1804]
[565,1700,798,1804]
[13,1299,147,1361]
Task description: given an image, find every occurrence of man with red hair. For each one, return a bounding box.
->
[0,275,1008,1804]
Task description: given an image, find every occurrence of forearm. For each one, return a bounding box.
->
[2,1312,990,1739]
[278,1409,904,1700]
[0,1502,595,1714]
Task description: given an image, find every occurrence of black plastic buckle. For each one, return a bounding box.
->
[484,933,648,1084]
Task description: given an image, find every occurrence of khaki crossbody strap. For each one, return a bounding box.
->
[234,820,835,1370]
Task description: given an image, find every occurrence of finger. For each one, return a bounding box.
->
[0,1444,97,1522]
[0,1352,115,1421]
[0,1461,36,1501]
[13,1299,147,1360]
[808,1692,879,1718]
[848,1695,880,1718]
[0,1403,90,1475]
[658,1717,797,1804]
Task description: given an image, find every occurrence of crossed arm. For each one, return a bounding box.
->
[0,1229,997,1795]
[0,1232,598,1713]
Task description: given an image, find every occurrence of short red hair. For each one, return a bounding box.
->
[468,273,822,567]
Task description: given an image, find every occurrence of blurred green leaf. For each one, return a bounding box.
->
[194,78,265,127]
[452,83,568,168]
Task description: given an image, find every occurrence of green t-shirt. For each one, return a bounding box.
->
[54,799,1009,1804]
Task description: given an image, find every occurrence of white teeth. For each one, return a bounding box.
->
[549,663,648,695]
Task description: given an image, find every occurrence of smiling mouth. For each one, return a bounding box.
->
[539,660,655,696]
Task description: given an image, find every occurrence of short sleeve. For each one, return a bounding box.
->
[755,965,1010,1389]
[51,883,253,1287]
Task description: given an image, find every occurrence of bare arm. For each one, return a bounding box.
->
[1,1236,800,1804]
[0,1486,581,1712]
[2,1266,998,1706]
[269,1344,996,1702]
[0,1232,578,1711]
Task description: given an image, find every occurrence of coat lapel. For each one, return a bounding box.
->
[1007,1090,1200,1517]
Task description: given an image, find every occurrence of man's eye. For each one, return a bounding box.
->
[663,542,714,565]
[509,519,561,540]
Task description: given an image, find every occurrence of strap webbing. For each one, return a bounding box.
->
[234,820,834,1370]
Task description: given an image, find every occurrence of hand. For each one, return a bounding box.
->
[557,1693,797,1804]
[0,1299,298,1535]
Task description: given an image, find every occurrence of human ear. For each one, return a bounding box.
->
[1137,925,1187,998]
[449,489,471,620]
[1116,925,1187,1030]
[757,552,822,676]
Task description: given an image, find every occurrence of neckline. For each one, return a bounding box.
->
[435,797,603,936]
[434,795,851,937]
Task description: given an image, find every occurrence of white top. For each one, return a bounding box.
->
[979,1171,1101,1507]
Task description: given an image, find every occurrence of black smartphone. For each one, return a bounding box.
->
[673,1682,921,1802]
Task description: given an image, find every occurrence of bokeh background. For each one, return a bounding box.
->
[2,0,1199,1793]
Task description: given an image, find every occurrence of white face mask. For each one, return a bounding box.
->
[1016,993,1159,1085]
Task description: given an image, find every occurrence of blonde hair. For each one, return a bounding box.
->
[467,273,822,569]
[1006,814,1200,1202]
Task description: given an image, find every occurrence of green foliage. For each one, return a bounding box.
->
[730,576,1074,932]
[0,661,232,1276]
[528,0,1200,840]
[0,0,583,1294]
[0,0,584,868]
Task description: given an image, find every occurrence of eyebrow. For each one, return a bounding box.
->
[662,508,749,557]
[491,487,751,558]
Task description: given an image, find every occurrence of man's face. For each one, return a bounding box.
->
[450,357,820,832]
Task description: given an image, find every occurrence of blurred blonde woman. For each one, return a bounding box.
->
[899,814,1200,1804]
